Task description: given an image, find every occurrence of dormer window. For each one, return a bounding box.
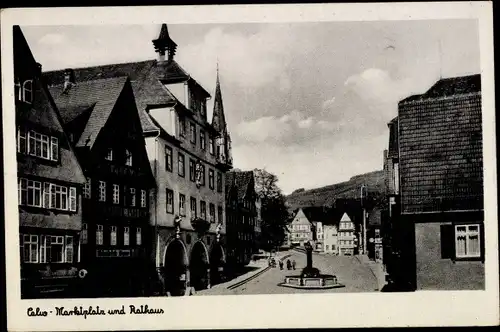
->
[125,149,132,166]
[22,80,33,104]
[105,148,113,161]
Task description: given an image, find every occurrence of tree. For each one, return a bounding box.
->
[253,169,291,251]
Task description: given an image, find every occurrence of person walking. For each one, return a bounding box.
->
[279,260,283,270]
[292,259,296,270]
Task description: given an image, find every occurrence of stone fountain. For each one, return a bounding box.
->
[278,241,344,289]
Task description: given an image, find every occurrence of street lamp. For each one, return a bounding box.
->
[360,185,367,255]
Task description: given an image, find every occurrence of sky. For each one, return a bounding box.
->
[22,19,480,195]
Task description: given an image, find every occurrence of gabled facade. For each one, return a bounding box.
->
[323,224,338,254]
[48,74,156,297]
[289,208,313,246]
[386,74,484,291]
[14,26,86,298]
[338,212,356,256]
[225,170,258,268]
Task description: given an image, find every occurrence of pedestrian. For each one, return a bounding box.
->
[292,260,296,270]
[286,259,291,270]
[279,261,283,270]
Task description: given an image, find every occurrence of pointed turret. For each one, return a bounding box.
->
[211,63,232,168]
[152,23,178,63]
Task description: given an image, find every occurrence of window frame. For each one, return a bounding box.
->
[125,149,133,166]
[105,148,113,161]
[22,80,33,104]
[110,226,117,246]
[96,225,104,246]
[124,227,130,246]
[112,184,120,205]
[178,153,185,177]
[455,224,481,259]
[166,188,174,214]
[165,145,173,172]
[179,193,186,216]
[99,181,106,202]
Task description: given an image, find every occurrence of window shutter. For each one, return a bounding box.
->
[440,224,455,260]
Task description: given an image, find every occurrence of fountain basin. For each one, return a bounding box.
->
[278,274,345,290]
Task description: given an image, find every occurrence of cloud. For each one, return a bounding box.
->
[235,110,337,145]
[177,25,295,91]
[38,33,66,46]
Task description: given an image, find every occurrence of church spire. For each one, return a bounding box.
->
[152,23,177,63]
[212,61,226,134]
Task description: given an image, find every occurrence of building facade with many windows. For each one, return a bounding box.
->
[47,73,156,297]
[14,26,87,298]
[225,170,258,268]
[43,23,233,296]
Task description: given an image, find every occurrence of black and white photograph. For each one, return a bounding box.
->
[1,2,498,331]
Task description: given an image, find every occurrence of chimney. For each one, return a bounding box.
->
[35,62,42,77]
[63,68,75,93]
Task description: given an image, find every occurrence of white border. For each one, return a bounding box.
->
[2,2,498,331]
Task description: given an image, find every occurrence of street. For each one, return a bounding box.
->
[197,250,379,295]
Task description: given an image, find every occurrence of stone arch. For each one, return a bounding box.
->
[209,243,226,286]
[189,241,210,291]
[163,238,189,296]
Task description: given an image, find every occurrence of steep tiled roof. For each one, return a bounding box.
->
[398,75,483,213]
[49,76,128,148]
[225,170,254,201]
[400,74,481,103]
[43,59,212,133]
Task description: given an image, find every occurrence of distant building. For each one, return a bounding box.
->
[338,213,356,256]
[367,208,383,262]
[385,74,484,290]
[15,26,87,298]
[225,170,258,268]
[289,208,314,246]
[323,224,338,254]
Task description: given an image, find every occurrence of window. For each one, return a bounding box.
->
[28,131,49,159]
[209,136,214,155]
[218,206,223,224]
[326,245,329,251]
[209,169,215,190]
[166,189,174,214]
[178,153,185,177]
[22,234,38,263]
[96,225,103,245]
[18,178,42,207]
[22,80,33,103]
[209,203,215,223]
[136,227,142,245]
[99,181,106,202]
[200,130,206,150]
[129,188,136,207]
[200,201,207,220]
[84,178,91,199]
[51,184,68,210]
[125,149,133,166]
[189,159,196,182]
[195,163,205,186]
[50,137,59,161]
[394,162,400,194]
[141,190,147,208]
[113,184,120,204]
[190,123,196,145]
[65,236,74,263]
[190,197,197,219]
[17,127,27,154]
[179,117,186,137]
[110,226,117,246]
[455,224,481,258]
[217,172,222,192]
[69,187,77,211]
[179,194,186,216]
[124,227,130,246]
[50,236,64,263]
[105,148,113,161]
[165,146,173,172]
[81,223,88,244]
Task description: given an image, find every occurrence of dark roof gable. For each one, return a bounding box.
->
[400,74,481,104]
